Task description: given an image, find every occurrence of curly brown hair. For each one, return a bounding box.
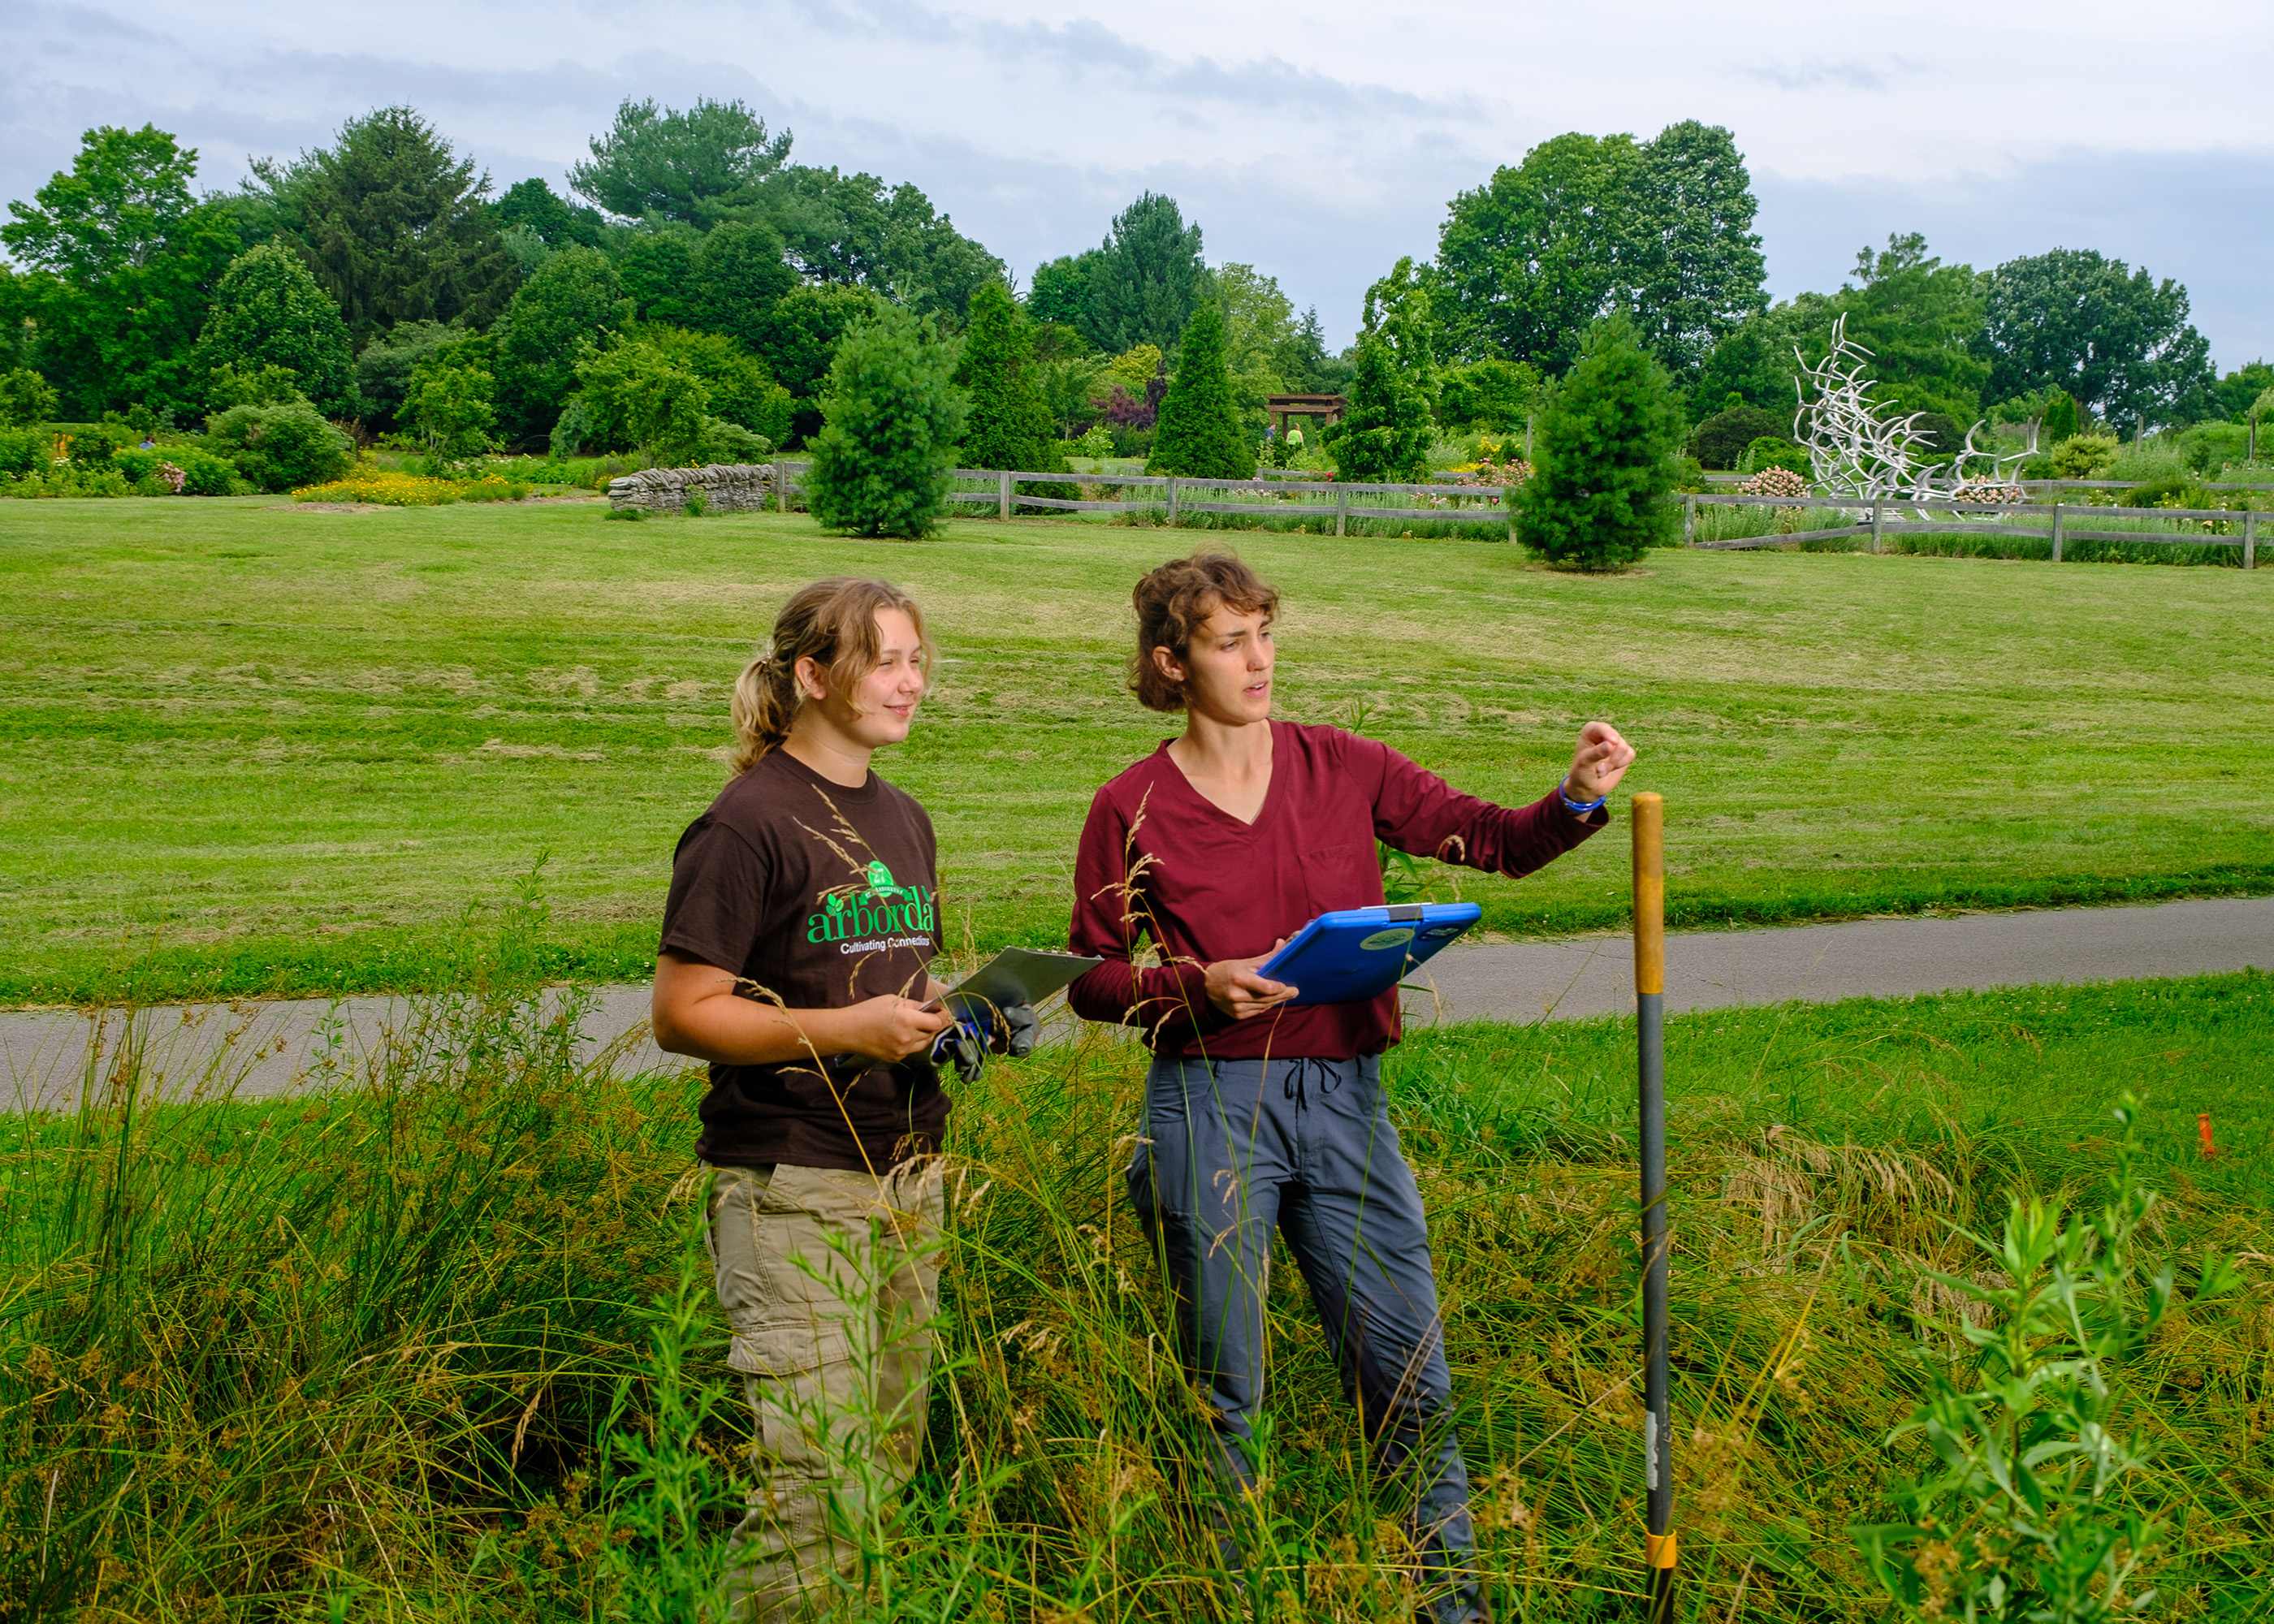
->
[1127,552,1282,713]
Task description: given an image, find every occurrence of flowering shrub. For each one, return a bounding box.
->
[158,462,187,495]
[1952,477,2025,504]
[1738,465,1810,498]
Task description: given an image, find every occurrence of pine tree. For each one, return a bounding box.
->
[959,282,1061,473]
[1516,313,1684,570]
[1147,300,1253,479]
[806,307,967,538]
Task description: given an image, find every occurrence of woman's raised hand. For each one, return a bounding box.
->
[1563,721,1636,806]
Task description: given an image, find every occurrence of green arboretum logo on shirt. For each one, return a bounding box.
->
[806,860,936,948]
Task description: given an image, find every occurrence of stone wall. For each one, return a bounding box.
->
[606,464,776,514]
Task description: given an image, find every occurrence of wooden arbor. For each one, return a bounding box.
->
[1267,394,1347,436]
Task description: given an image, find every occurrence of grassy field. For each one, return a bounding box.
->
[6,969,2268,1619]
[3,495,2272,1004]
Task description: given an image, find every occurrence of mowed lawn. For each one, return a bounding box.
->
[2,494,2271,1003]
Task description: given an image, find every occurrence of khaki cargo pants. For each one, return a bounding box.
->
[707,1158,945,1624]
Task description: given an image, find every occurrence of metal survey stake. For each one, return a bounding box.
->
[1632,792,1676,1621]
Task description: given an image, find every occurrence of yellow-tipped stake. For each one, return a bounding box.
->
[1631,793,1675,1622]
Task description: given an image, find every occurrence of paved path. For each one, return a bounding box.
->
[5,896,2268,1108]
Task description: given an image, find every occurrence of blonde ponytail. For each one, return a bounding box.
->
[728,577,935,776]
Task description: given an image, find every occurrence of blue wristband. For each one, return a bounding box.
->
[1557,781,1607,815]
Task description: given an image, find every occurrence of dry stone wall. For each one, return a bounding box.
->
[606,464,776,513]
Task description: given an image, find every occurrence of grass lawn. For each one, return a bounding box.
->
[7,972,2268,1617]
[3,495,2271,1004]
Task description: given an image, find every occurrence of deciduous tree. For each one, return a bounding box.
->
[495,247,629,443]
[402,355,498,469]
[1432,122,1766,380]
[2,123,239,417]
[1978,248,2216,434]
[192,244,354,414]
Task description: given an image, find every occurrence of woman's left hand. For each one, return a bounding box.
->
[1563,721,1636,807]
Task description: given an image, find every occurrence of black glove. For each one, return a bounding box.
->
[928,1000,1039,1083]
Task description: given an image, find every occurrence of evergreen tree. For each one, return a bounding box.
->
[806,307,966,538]
[192,244,354,413]
[244,106,511,341]
[958,282,1061,473]
[1325,259,1436,482]
[1517,313,1684,570]
[1147,299,1252,479]
[1085,193,1207,355]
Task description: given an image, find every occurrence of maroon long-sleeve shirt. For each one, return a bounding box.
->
[1066,720,1606,1059]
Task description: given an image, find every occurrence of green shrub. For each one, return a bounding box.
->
[1687,404,1785,469]
[1516,313,1684,570]
[695,416,772,464]
[169,447,240,496]
[0,367,57,428]
[1738,435,1812,476]
[2050,433,2120,478]
[204,402,356,492]
[806,306,966,539]
[0,427,48,477]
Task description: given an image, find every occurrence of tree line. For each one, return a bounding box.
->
[3,102,2263,490]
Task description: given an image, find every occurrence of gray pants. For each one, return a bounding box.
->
[1130,1054,1482,1622]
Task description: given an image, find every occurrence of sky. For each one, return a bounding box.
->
[5,0,2270,369]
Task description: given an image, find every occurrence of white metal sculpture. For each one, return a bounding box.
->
[1794,316,2027,506]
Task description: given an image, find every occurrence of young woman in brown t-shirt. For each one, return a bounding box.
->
[651,577,969,1623]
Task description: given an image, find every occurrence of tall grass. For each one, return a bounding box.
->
[6,973,2270,1618]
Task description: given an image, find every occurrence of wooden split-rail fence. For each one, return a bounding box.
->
[755,460,2267,564]
[1683,490,2268,568]
[767,461,1515,536]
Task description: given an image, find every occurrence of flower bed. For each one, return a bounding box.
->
[290,470,529,506]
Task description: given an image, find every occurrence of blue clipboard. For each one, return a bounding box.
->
[1255,902,1482,1006]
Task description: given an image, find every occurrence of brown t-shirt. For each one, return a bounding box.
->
[658,748,948,1172]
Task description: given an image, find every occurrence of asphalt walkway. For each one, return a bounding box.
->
[6,896,2268,1108]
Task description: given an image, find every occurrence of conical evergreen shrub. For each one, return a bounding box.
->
[958,282,1072,501]
[1148,300,1254,479]
[806,307,967,539]
[1324,257,1436,483]
[1327,327,1433,482]
[960,283,1058,472]
[1516,313,1684,571]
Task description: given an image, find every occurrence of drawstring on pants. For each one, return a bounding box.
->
[1282,1056,1342,1109]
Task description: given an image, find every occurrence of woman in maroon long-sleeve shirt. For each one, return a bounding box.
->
[1067,554,1634,1623]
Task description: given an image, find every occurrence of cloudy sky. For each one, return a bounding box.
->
[6,0,2270,367]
